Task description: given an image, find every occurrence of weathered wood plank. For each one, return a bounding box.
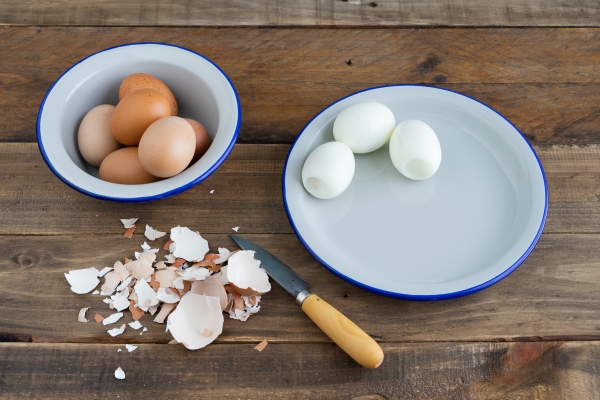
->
[0,341,599,399]
[2,232,600,343]
[0,143,599,235]
[1,0,599,27]
[1,27,599,143]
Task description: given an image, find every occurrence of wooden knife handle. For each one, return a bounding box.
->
[301,294,384,368]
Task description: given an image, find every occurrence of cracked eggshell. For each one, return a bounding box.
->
[190,276,228,311]
[64,267,100,294]
[134,279,159,309]
[170,226,209,262]
[226,250,271,297]
[166,293,224,350]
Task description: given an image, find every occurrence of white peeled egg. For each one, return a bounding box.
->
[389,120,442,180]
[302,141,355,199]
[333,102,395,154]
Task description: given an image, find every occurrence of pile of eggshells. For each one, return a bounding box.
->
[77,73,211,184]
[302,102,442,199]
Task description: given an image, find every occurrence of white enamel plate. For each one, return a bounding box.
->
[283,85,547,300]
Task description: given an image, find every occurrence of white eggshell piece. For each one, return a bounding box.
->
[107,324,126,337]
[134,279,159,309]
[301,141,355,200]
[102,312,124,326]
[389,119,442,180]
[64,267,100,294]
[227,250,271,295]
[114,367,126,380]
[166,293,224,350]
[170,226,209,262]
[333,101,395,154]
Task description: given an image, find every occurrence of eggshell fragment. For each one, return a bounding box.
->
[99,147,160,185]
[138,116,196,178]
[107,324,126,337]
[119,73,178,116]
[156,288,181,304]
[125,344,138,353]
[78,307,90,323]
[120,218,138,229]
[129,301,144,321]
[227,250,271,296]
[183,118,211,163]
[102,312,124,326]
[170,226,209,262]
[115,367,126,380]
[128,321,143,330]
[94,314,104,323]
[101,271,122,296]
[166,293,223,350]
[144,225,166,241]
[64,267,100,294]
[111,89,171,146]
[78,104,122,166]
[190,276,228,311]
[134,279,159,309]
[153,303,176,324]
[214,248,232,264]
[254,339,268,352]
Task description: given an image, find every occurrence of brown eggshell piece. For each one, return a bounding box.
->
[190,276,228,311]
[78,104,122,167]
[183,118,211,163]
[138,116,196,178]
[111,89,171,146]
[99,147,160,185]
[119,73,178,116]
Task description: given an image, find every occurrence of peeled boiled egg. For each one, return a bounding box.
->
[77,104,122,166]
[99,147,160,184]
[333,102,395,154]
[119,73,178,116]
[111,89,171,146]
[302,141,355,199]
[389,120,441,180]
[138,116,196,178]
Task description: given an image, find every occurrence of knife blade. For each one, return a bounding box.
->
[230,234,384,369]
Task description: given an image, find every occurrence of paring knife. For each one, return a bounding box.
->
[230,234,384,368]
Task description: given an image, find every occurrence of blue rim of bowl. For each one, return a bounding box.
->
[36,42,241,203]
[282,84,548,301]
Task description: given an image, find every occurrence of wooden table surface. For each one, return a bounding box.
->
[2,1,600,398]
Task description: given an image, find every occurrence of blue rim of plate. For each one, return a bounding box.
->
[36,42,241,203]
[282,84,548,301]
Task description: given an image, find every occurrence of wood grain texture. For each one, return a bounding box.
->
[1,341,599,399]
[2,27,600,144]
[2,232,600,343]
[1,0,600,27]
[0,143,599,235]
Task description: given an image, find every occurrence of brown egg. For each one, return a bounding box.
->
[138,116,196,178]
[184,118,212,163]
[119,73,178,116]
[111,89,171,146]
[78,104,122,166]
[99,147,160,184]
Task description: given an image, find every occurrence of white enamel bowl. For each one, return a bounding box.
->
[283,85,548,300]
[37,42,241,202]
